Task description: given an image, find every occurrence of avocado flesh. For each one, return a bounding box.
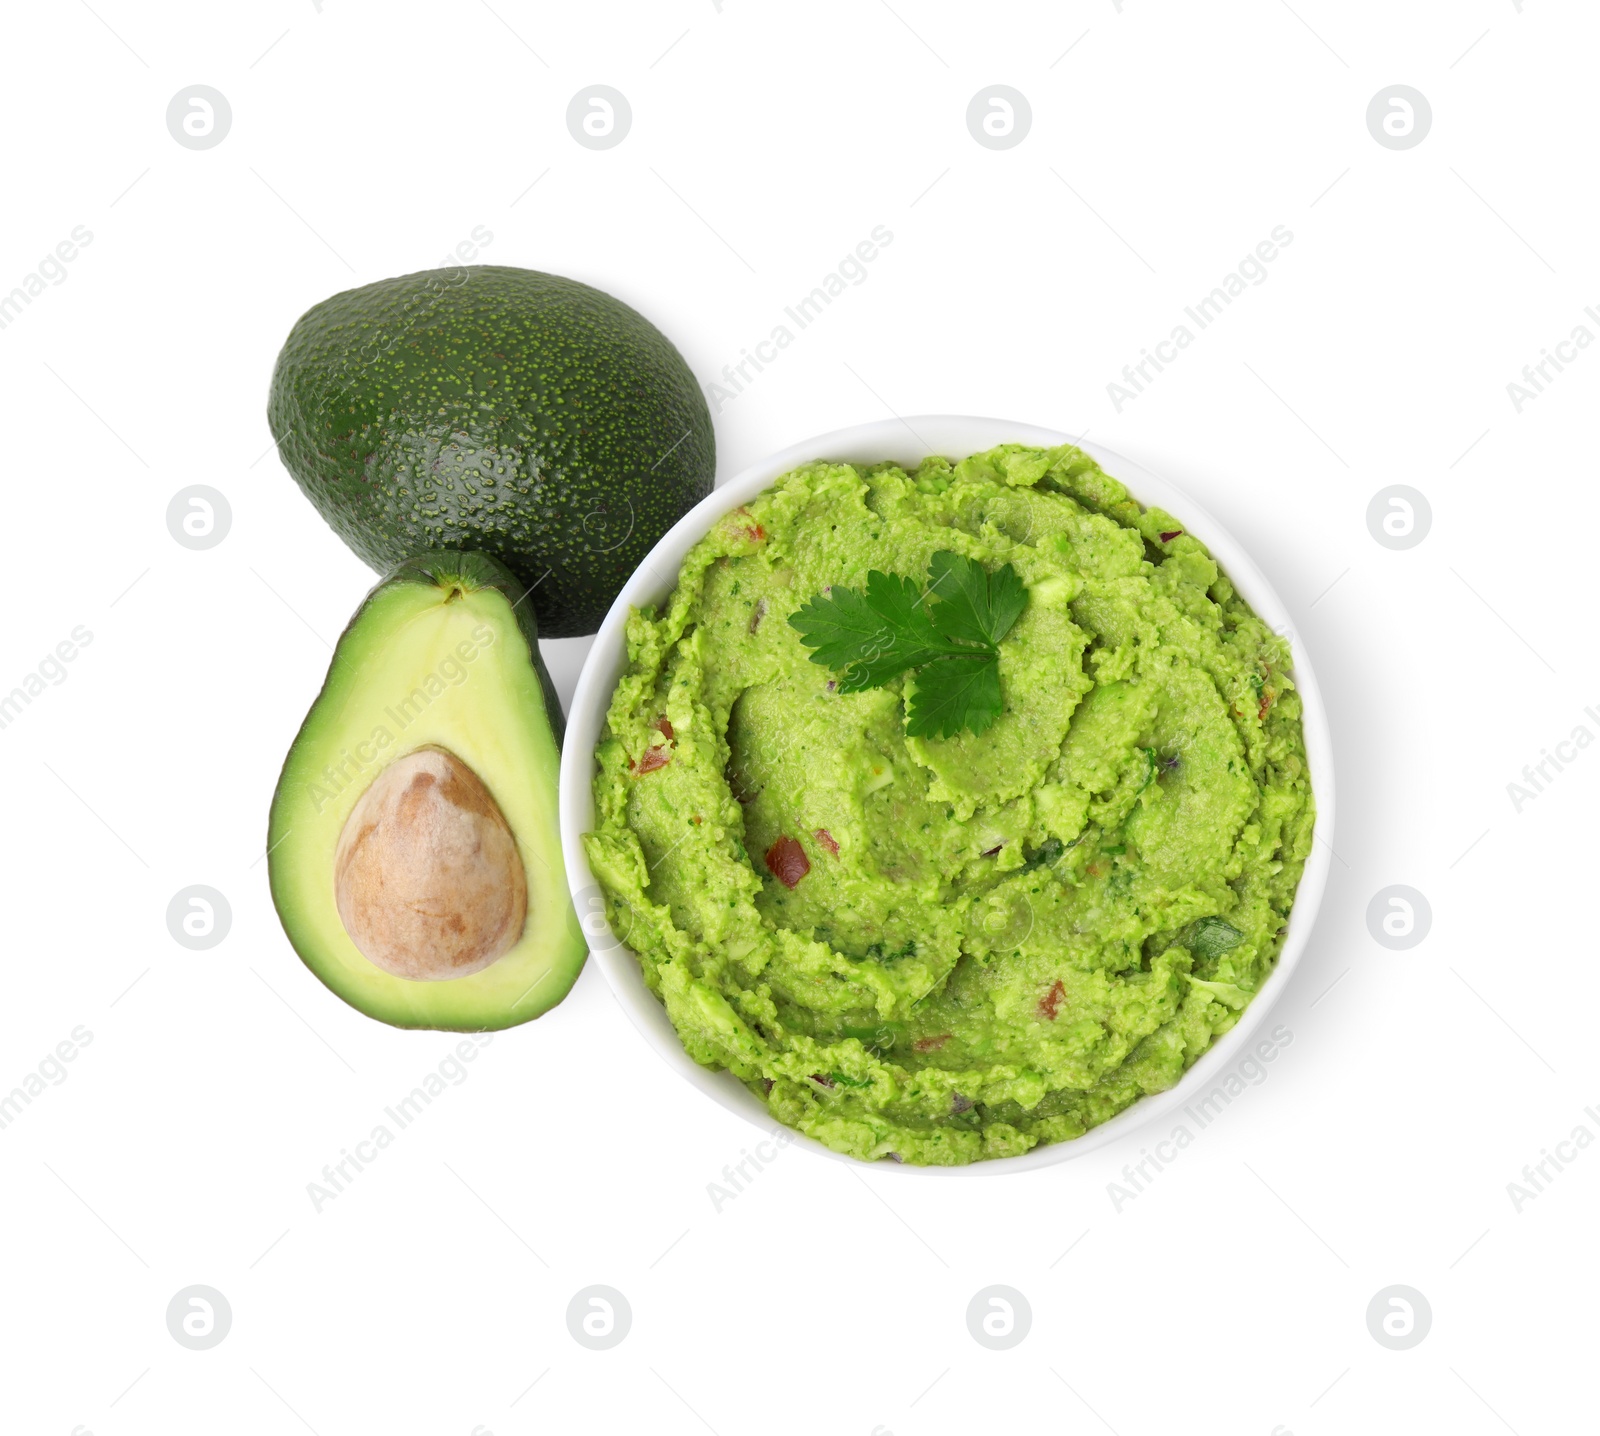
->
[268,553,585,1030]
[267,265,716,638]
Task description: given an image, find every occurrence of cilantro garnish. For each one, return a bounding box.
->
[788,551,1028,739]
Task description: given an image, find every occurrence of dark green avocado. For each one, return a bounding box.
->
[268,266,714,637]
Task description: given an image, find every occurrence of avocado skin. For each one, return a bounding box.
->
[268,266,714,638]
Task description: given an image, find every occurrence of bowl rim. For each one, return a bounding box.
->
[559,415,1335,1176]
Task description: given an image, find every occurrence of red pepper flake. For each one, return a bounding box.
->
[1038,979,1066,1021]
[1159,529,1183,543]
[732,506,766,544]
[913,1033,952,1052]
[630,745,672,776]
[1258,689,1275,722]
[814,828,839,855]
[630,716,677,775]
[809,1072,835,1088]
[764,835,811,888]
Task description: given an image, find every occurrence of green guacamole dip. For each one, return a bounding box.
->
[584,445,1314,1165]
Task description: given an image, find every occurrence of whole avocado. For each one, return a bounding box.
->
[268,266,714,637]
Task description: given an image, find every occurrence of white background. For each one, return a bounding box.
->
[1,2,1594,1433]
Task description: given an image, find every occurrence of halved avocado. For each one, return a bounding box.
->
[268,552,584,1030]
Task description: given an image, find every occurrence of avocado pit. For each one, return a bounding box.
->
[334,745,527,981]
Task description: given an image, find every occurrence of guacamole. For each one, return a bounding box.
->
[584,445,1314,1165]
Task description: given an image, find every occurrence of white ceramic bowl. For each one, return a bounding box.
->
[560,416,1335,1175]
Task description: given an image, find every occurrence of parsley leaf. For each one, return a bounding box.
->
[907,653,1003,739]
[927,551,1029,649]
[788,550,1029,738]
[789,572,938,692]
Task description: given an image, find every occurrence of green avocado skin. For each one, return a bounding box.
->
[268,266,715,638]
